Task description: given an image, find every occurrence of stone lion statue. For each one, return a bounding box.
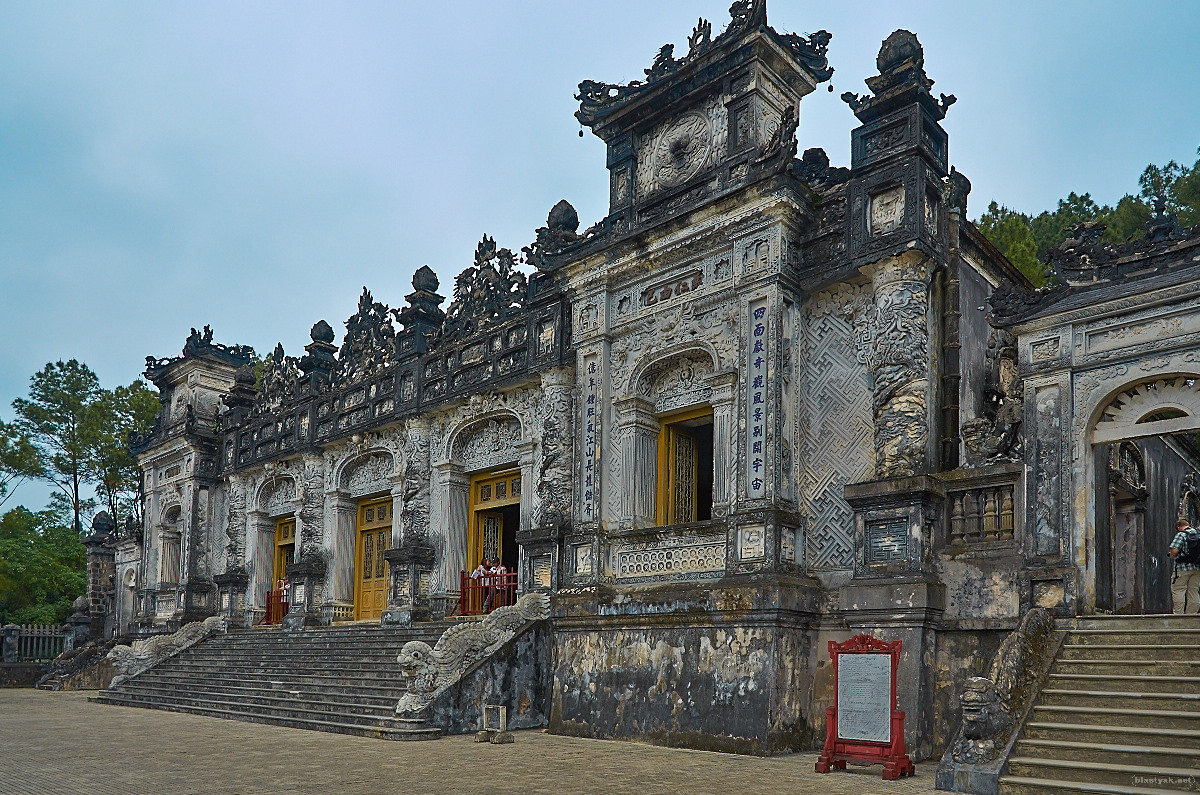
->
[107,615,227,687]
[395,592,550,715]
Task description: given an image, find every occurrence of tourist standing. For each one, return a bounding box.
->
[1169,517,1200,614]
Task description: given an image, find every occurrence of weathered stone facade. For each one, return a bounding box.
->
[108,0,1200,763]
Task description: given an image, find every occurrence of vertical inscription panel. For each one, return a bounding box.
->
[745,298,771,498]
[837,653,892,742]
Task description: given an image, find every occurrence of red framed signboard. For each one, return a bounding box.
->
[815,633,914,780]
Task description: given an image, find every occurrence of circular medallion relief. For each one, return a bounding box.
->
[651,112,712,190]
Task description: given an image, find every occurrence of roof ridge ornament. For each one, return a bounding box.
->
[575,0,830,130]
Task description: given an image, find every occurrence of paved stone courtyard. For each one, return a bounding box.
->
[1,690,942,795]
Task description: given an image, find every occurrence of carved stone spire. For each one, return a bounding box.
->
[396,266,446,358]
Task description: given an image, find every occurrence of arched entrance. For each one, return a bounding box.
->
[1090,377,1200,613]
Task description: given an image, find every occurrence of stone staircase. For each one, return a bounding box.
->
[92,622,459,740]
[999,614,1200,795]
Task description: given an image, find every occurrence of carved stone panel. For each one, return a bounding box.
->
[452,417,522,472]
[801,285,874,571]
[260,477,296,517]
[342,452,393,499]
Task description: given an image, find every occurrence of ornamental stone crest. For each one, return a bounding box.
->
[452,417,522,471]
[341,452,394,499]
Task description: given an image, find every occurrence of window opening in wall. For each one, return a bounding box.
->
[657,407,714,525]
[353,497,391,621]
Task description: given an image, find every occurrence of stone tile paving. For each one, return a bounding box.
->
[1,690,942,795]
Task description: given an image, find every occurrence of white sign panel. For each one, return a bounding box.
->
[745,298,769,498]
[836,653,892,743]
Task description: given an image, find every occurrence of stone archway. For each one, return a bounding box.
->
[1089,376,1200,613]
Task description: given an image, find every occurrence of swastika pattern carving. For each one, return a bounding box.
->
[802,295,874,570]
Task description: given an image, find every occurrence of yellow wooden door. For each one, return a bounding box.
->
[354,499,391,621]
[273,517,295,586]
[468,470,520,568]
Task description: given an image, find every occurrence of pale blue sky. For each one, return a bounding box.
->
[2,1,1199,510]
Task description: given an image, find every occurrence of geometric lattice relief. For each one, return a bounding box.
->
[1093,376,1200,444]
[801,306,874,570]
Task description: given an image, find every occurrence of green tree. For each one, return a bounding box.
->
[0,418,40,509]
[11,360,103,535]
[83,379,160,530]
[976,202,1044,286]
[0,506,86,625]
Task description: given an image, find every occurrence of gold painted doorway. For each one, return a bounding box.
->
[468,469,521,572]
[353,498,391,621]
[656,407,715,525]
[274,517,295,586]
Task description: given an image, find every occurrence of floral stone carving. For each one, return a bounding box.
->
[394,592,551,715]
[107,615,228,687]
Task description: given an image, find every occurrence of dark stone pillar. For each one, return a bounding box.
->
[382,543,435,627]
[82,512,117,639]
[282,560,327,631]
[213,569,251,627]
[842,475,946,761]
[1,624,18,663]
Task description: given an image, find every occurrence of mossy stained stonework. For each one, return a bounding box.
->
[108,0,1200,764]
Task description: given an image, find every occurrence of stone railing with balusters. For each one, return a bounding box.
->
[940,463,1023,549]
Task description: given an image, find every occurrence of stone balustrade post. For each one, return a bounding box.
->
[2,624,19,663]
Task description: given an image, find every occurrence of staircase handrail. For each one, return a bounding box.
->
[106,615,228,687]
[394,592,550,716]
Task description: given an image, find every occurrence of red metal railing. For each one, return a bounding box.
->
[458,570,518,616]
[263,588,290,625]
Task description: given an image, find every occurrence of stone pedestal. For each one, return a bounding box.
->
[842,475,946,760]
[213,570,251,627]
[515,522,562,592]
[382,543,435,627]
[64,613,91,651]
[283,560,327,631]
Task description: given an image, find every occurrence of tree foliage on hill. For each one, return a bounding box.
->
[0,506,86,625]
[976,148,1200,287]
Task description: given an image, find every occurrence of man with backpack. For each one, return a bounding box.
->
[1169,517,1200,614]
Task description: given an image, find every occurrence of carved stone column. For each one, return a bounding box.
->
[325,493,358,606]
[706,371,738,514]
[615,396,659,528]
[247,509,274,622]
[866,249,933,480]
[433,462,470,600]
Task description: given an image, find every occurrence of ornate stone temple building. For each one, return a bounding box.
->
[106,0,1200,764]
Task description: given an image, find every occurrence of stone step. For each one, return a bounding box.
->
[999,773,1197,795]
[1060,644,1200,662]
[156,661,403,679]
[94,690,408,727]
[1022,721,1200,746]
[1067,628,1200,646]
[116,678,405,705]
[1072,615,1200,631]
[131,669,408,691]
[1030,704,1200,729]
[1039,688,1200,711]
[1011,738,1200,770]
[180,651,407,666]
[1006,757,1200,788]
[1052,659,1200,677]
[90,693,440,741]
[111,682,402,716]
[1046,673,1200,694]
